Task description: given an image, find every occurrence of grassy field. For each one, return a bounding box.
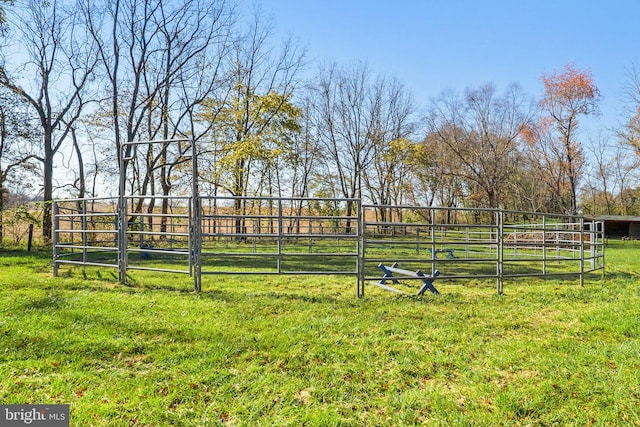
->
[0,241,639,426]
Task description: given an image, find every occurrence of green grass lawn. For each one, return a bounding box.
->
[1,241,639,426]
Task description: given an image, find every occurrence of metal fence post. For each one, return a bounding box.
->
[191,139,202,293]
[188,202,193,276]
[277,198,283,274]
[600,221,606,279]
[118,145,128,284]
[117,196,127,283]
[69,204,75,254]
[542,215,547,276]
[52,201,60,277]
[82,199,88,264]
[579,217,585,287]
[497,210,504,294]
[357,200,364,297]
[590,219,597,271]
[430,208,436,276]
[192,196,202,293]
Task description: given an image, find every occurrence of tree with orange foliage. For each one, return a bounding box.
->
[537,64,601,215]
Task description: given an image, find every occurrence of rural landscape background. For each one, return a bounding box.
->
[1,1,639,425]
[1,0,640,243]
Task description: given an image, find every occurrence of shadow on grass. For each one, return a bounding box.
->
[53,271,247,303]
[601,270,640,281]
[0,248,51,258]
[20,293,67,311]
[0,248,52,271]
[249,290,339,304]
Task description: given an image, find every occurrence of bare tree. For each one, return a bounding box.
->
[362,76,416,222]
[0,0,98,241]
[0,0,12,25]
[425,83,534,209]
[363,78,416,206]
[582,134,619,215]
[504,153,550,213]
[314,62,376,224]
[285,92,318,200]
[83,0,235,233]
[619,63,640,154]
[141,0,235,231]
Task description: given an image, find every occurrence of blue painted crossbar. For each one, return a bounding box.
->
[377,262,441,296]
[427,248,456,259]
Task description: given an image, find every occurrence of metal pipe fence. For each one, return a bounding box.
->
[53,197,605,296]
[360,205,605,295]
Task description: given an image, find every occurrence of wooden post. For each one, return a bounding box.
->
[27,223,34,251]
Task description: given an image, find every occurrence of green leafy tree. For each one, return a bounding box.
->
[200,85,301,203]
[198,9,303,235]
[203,88,301,239]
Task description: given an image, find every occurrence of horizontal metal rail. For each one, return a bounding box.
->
[200,252,357,257]
[54,259,118,269]
[201,270,358,275]
[201,233,358,239]
[126,265,190,274]
[56,229,117,234]
[55,212,117,218]
[127,230,190,237]
[128,213,189,218]
[128,248,190,255]
[55,245,117,252]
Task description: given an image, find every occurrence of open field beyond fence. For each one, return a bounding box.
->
[0,240,638,425]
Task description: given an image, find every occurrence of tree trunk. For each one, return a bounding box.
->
[42,131,54,242]
[234,158,246,240]
[0,180,4,244]
[72,129,86,214]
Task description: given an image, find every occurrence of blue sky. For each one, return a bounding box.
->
[265,0,640,135]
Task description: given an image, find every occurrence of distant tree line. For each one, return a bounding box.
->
[1,0,640,244]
